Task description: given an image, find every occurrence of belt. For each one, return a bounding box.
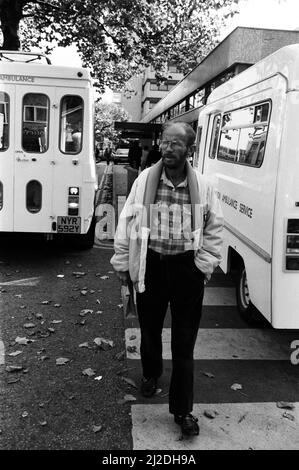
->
[147,248,194,261]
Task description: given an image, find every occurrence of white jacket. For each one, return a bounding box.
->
[111,160,223,293]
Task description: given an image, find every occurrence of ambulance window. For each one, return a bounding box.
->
[237,125,267,167]
[0,92,9,151]
[22,93,49,153]
[26,180,42,213]
[218,128,239,162]
[254,103,269,123]
[0,181,3,210]
[60,96,83,154]
[209,114,221,159]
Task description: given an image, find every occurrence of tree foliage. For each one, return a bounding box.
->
[0,0,240,92]
[94,102,129,145]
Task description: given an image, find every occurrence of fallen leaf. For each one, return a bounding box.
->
[117,394,137,404]
[90,290,95,294]
[57,275,64,278]
[94,337,114,350]
[23,323,35,329]
[42,300,51,305]
[48,328,55,333]
[82,368,96,377]
[238,413,247,423]
[282,412,295,421]
[20,305,27,309]
[96,299,101,305]
[92,425,103,433]
[80,309,93,316]
[54,304,61,308]
[276,402,295,410]
[35,313,43,319]
[39,421,47,426]
[8,351,23,357]
[231,383,243,391]
[100,275,109,280]
[127,345,137,354]
[21,411,28,418]
[202,371,215,379]
[6,377,20,384]
[72,272,86,276]
[15,336,34,345]
[79,342,90,348]
[80,290,88,296]
[155,388,162,396]
[15,294,22,298]
[204,410,218,419]
[121,376,138,389]
[56,357,70,365]
[94,376,103,381]
[5,365,24,373]
[118,304,123,309]
[129,335,136,341]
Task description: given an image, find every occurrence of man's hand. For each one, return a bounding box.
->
[115,270,130,285]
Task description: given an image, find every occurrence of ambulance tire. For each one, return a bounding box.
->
[236,264,267,326]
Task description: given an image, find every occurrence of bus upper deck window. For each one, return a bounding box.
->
[0,92,9,151]
[60,96,83,154]
[22,93,49,153]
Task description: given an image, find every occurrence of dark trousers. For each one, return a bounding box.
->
[136,248,205,416]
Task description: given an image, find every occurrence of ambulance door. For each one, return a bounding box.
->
[14,86,55,232]
[52,88,88,235]
[0,85,14,231]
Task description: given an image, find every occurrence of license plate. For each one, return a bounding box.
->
[57,216,81,234]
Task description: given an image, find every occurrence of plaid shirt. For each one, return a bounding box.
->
[148,168,193,255]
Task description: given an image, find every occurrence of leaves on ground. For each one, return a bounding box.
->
[56,357,70,366]
[126,345,137,354]
[23,323,36,329]
[72,272,86,276]
[276,402,295,410]
[94,337,114,350]
[15,336,34,345]
[50,320,62,324]
[282,411,295,421]
[42,301,51,305]
[231,383,243,391]
[120,376,138,388]
[80,309,93,317]
[100,275,109,280]
[82,368,96,377]
[21,411,29,418]
[92,425,103,433]
[5,365,24,373]
[117,394,137,404]
[94,376,103,381]
[79,342,90,348]
[8,351,23,357]
[204,410,218,419]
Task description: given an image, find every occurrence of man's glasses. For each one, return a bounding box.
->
[160,140,185,149]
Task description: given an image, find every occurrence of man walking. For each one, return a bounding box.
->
[111,122,223,436]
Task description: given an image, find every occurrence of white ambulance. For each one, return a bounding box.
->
[0,51,97,248]
[194,44,299,328]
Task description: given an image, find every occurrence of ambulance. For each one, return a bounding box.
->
[0,50,97,248]
[194,44,299,328]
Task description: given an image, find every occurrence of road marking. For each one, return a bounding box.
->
[131,402,299,450]
[0,340,4,365]
[203,287,236,305]
[0,277,40,287]
[126,328,294,360]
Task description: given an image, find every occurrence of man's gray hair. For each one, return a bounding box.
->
[162,121,196,146]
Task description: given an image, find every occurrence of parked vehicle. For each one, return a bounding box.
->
[193,44,299,328]
[113,147,129,164]
[0,50,97,249]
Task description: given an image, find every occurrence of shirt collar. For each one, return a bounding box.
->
[160,167,188,188]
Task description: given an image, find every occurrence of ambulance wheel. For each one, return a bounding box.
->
[236,265,266,326]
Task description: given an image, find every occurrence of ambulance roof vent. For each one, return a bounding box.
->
[0,50,51,65]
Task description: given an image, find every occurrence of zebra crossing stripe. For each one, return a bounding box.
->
[126,328,294,360]
[131,402,299,450]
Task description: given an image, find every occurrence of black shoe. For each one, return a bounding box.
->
[174,413,199,436]
[140,377,157,397]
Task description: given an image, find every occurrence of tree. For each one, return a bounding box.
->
[94,102,129,147]
[0,0,240,92]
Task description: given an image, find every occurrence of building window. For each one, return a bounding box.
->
[22,93,49,153]
[0,92,9,151]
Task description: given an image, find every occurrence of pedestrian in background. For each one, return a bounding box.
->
[128,140,142,170]
[111,121,223,437]
[104,146,112,165]
[146,143,162,167]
